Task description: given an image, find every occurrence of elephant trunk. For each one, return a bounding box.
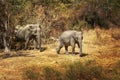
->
[37,28,42,51]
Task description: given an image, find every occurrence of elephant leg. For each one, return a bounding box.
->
[70,38,75,55]
[37,35,42,52]
[56,42,63,54]
[65,46,68,54]
[77,42,82,56]
[79,42,82,56]
[33,38,37,50]
[71,44,75,55]
[25,38,30,50]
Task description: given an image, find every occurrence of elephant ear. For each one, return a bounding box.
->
[72,33,78,41]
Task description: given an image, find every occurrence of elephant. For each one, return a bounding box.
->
[56,30,83,56]
[14,24,42,51]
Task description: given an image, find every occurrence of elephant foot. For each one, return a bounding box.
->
[34,49,38,51]
[40,48,43,52]
[71,52,75,55]
[57,51,60,54]
[34,47,38,50]
[71,54,75,56]
[56,48,60,54]
[24,47,27,50]
[24,46,28,50]
[65,52,69,54]
[4,47,10,52]
[56,50,60,54]
[79,54,83,57]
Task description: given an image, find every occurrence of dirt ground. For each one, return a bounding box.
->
[0,29,120,80]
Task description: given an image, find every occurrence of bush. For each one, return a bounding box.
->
[23,66,42,80]
[43,67,63,80]
[65,60,106,80]
[111,60,120,80]
[65,61,86,80]
[23,60,120,80]
[24,69,40,80]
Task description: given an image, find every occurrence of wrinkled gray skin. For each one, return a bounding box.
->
[33,31,46,47]
[15,24,42,51]
[56,30,83,56]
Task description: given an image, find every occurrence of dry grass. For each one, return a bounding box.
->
[0,28,120,80]
[97,48,120,59]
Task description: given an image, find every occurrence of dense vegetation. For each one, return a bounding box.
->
[0,0,120,47]
[0,0,120,29]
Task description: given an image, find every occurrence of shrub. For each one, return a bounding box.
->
[111,60,120,80]
[65,61,86,80]
[23,66,42,80]
[43,67,63,80]
[23,60,120,80]
[65,60,107,80]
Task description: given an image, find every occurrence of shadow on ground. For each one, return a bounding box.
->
[0,51,34,59]
[59,52,88,57]
[74,52,88,57]
[40,47,47,52]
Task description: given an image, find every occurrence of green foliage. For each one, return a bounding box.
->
[72,20,89,30]
[70,0,120,28]
[0,0,120,46]
[3,0,36,26]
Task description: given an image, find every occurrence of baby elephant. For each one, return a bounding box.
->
[56,30,83,56]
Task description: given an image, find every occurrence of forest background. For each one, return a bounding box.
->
[0,0,120,80]
[0,0,119,37]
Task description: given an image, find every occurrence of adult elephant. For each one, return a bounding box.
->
[14,24,42,51]
[56,30,83,56]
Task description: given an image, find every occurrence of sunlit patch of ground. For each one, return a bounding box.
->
[0,28,120,80]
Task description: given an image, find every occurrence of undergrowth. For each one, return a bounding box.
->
[23,60,120,80]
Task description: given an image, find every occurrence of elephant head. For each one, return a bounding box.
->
[27,24,41,35]
[72,31,83,56]
[72,31,83,41]
[27,24,42,51]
